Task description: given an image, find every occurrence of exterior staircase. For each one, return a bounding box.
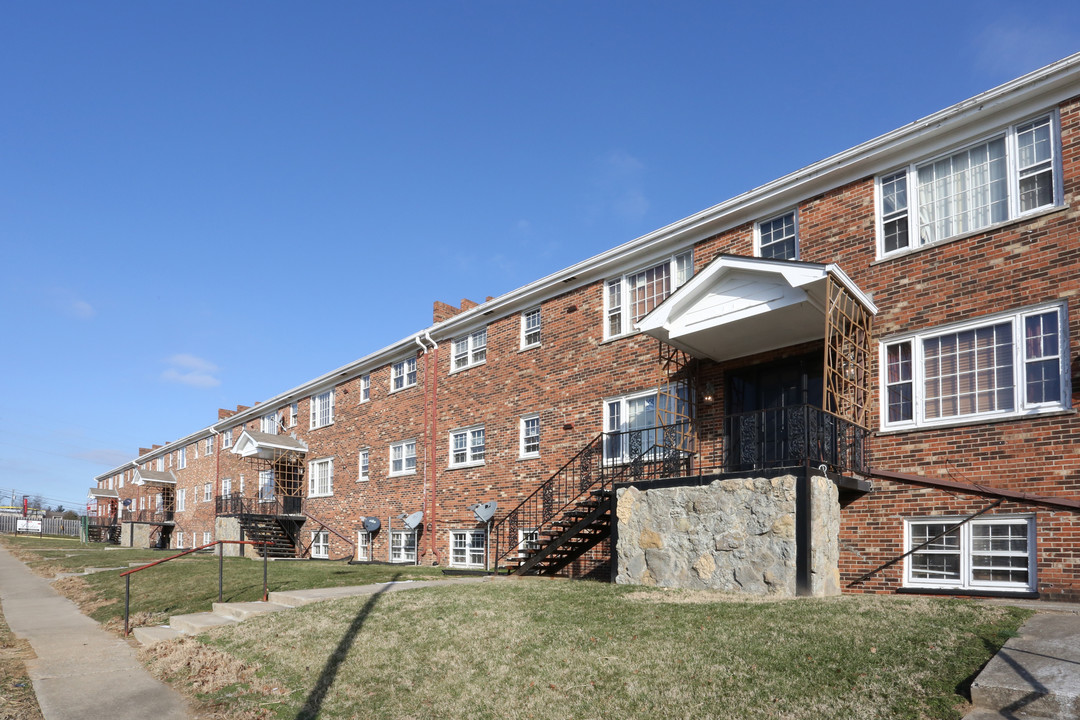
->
[505,490,613,576]
[87,524,121,544]
[237,515,301,558]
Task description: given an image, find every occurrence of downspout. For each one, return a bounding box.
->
[424,330,441,564]
[415,334,430,559]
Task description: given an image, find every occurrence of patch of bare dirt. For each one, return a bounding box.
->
[0,620,43,720]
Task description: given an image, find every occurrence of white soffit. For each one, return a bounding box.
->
[636,256,876,363]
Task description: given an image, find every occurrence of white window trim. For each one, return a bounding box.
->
[519,413,540,458]
[203,531,212,546]
[311,530,329,559]
[223,430,233,448]
[451,327,488,373]
[360,374,371,403]
[261,411,279,434]
[206,436,214,454]
[449,529,486,568]
[203,482,211,503]
[356,530,371,561]
[308,457,334,498]
[177,488,186,512]
[358,448,370,482]
[521,307,542,349]
[879,303,1070,432]
[390,529,417,563]
[289,402,298,427]
[389,440,417,477]
[604,250,693,339]
[754,208,800,260]
[449,425,485,468]
[391,357,417,392]
[176,532,184,549]
[875,110,1063,259]
[903,515,1036,592]
[177,448,186,469]
[309,389,335,429]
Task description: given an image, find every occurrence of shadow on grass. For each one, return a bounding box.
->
[295,572,402,720]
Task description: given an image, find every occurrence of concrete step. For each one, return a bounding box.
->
[169,611,239,635]
[131,626,183,646]
[212,601,292,621]
[969,613,1080,719]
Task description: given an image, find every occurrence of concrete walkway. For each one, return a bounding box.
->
[0,544,191,720]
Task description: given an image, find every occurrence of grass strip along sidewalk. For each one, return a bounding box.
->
[1,535,1031,720]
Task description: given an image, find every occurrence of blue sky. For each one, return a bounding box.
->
[2,1,1079,511]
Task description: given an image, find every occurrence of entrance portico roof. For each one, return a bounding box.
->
[636,255,877,363]
[231,429,308,460]
[132,469,176,487]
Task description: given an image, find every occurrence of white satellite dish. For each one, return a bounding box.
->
[403,511,424,530]
[470,501,497,523]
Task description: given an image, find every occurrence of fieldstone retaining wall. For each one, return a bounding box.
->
[614,474,840,597]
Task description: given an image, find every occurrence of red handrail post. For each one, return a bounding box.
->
[263,543,268,601]
[124,574,131,636]
[218,541,224,602]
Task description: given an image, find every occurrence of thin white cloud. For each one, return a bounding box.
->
[972,19,1078,78]
[162,354,221,388]
[71,448,132,467]
[45,287,96,319]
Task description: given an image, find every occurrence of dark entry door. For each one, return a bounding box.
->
[725,353,823,470]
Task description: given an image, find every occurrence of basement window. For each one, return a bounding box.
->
[450,530,485,568]
[311,531,329,559]
[904,516,1035,592]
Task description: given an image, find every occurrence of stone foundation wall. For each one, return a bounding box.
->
[215,517,243,556]
[614,474,840,597]
[121,522,152,548]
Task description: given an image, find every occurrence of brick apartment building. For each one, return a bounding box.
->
[90,54,1080,602]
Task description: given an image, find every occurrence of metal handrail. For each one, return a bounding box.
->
[120,539,269,636]
[722,403,868,475]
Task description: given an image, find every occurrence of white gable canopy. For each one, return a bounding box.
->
[231,429,308,460]
[636,255,877,363]
[132,469,177,487]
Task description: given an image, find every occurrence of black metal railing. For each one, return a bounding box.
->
[127,509,174,523]
[722,404,868,475]
[491,423,694,570]
[215,494,306,517]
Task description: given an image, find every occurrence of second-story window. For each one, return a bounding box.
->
[521,308,541,348]
[310,389,335,429]
[605,251,693,338]
[360,374,370,402]
[453,328,487,371]
[392,357,417,391]
[756,210,798,260]
[261,411,279,434]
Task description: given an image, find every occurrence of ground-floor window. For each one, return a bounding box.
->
[904,515,1035,592]
[312,530,329,559]
[450,529,486,568]
[356,531,371,561]
[203,531,212,546]
[175,531,184,548]
[391,530,417,563]
[517,528,539,558]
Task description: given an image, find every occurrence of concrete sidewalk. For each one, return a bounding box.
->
[0,544,191,720]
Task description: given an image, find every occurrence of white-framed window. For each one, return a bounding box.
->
[167,454,171,469]
[107,478,113,490]
[880,304,1069,430]
[449,426,485,467]
[289,402,298,427]
[390,440,416,476]
[221,477,232,497]
[755,210,798,260]
[605,251,693,338]
[139,496,145,511]
[261,411,279,434]
[177,448,186,469]
[603,384,690,462]
[356,531,371,561]
[206,436,214,455]
[203,482,211,503]
[391,530,417,563]
[311,530,329,559]
[177,488,187,512]
[258,470,274,501]
[876,112,1061,257]
[119,472,124,489]
[450,529,486,568]
[517,528,539,558]
[360,374,370,402]
[453,328,487,371]
[521,308,541,348]
[176,532,184,549]
[309,458,334,497]
[193,443,198,460]
[223,430,233,448]
[156,457,164,471]
[358,449,370,481]
[203,531,212,546]
[905,515,1035,592]
[520,414,540,458]
[392,357,417,391]
[310,389,335,429]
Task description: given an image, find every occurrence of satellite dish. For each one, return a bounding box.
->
[122,499,132,506]
[363,516,381,532]
[471,501,497,523]
[403,511,424,530]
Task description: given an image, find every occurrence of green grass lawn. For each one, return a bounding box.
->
[2,535,1032,720]
[147,581,1029,720]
